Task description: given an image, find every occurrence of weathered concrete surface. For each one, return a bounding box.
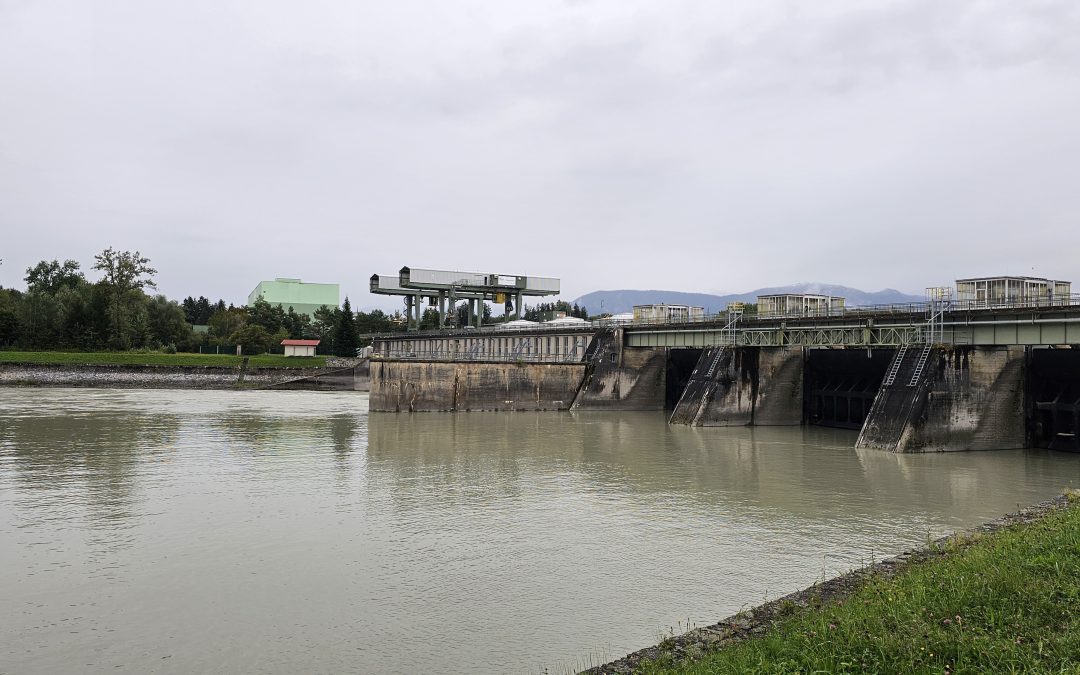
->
[572,329,667,411]
[905,346,1026,452]
[267,361,370,391]
[369,360,585,412]
[857,346,1026,452]
[692,347,804,426]
[0,362,344,390]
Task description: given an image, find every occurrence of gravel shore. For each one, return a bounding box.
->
[0,362,344,390]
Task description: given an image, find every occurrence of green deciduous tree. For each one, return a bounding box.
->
[228,323,273,355]
[208,307,247,345]
[285,307,312,339]
[245,297,293,342]
[354,308,392,334]
[59,283,105,350]
[311,305,339,354]
[0,289,22,346]
[419,307,440,330]
[25,259,84,295]
[146,295,195,350]
[93,248,157,349]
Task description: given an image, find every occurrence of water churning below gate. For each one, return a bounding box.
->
[1,388,1078,674]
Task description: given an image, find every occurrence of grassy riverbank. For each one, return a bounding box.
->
[635,494,1079,674]
[0,350,326,368]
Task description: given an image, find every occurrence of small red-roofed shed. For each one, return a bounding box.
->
[281,339,320,357]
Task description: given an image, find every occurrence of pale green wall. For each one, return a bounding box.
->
[248,278,339,316]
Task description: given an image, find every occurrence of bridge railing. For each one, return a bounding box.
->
[371,350,584,364]
[613,294,1080,326]
[364,294,1080,340]
[359,322,595,341]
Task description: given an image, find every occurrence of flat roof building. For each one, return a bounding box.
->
[633,304,705,322]
[955,276,1071,307]
[248,278,339,317]
[757,294,845,318]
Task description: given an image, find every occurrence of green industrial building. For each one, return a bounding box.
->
[247,278,339,316]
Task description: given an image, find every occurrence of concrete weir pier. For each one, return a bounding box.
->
[369,295,1080,453]
[368,360,585,412]
[668,346,804,426]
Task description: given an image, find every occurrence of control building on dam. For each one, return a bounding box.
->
[366,274,1080,454]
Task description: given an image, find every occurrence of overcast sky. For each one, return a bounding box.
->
[2,0,1078,310]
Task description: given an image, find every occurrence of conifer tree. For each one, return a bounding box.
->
[334,297,360,356]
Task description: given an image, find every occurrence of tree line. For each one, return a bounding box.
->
[522,301,589,321]
[0,250,183,352]
[0,249,404,356]
[0,249,593,356]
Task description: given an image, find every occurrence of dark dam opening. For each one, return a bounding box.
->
[1028,349,1080,452]
[804,348,892,429]
[665,348,702,409]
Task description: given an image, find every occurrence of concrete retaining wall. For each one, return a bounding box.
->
[368,360,585,412]
[267,361,370,391]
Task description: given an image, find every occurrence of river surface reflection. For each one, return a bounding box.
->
[2,388,1078,673]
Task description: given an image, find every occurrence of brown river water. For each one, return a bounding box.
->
[1,388,1078,674]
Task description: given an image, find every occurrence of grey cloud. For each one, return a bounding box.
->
[1,0,1079,308]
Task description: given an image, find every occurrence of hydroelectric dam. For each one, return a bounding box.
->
[366,272,1080,453]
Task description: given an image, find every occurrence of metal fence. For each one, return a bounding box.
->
[372,350,584,364]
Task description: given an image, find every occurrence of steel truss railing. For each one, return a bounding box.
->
[736,325,925,347]
[372,350,584,364]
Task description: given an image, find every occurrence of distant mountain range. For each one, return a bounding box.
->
[571,283,923,315]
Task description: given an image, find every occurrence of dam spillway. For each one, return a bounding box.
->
[367,300,1080,453]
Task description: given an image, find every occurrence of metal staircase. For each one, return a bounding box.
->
[925,286,951,345]
[908,344,933,387]
[705,348,726,379]
[583,327,614,363]
[882,345,908,386]
[720,307,742,347]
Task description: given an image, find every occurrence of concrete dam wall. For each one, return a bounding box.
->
[370,326,1080,453]
[572,329,667,411]
[856,346,1028,452]
[669,347,803,426]
[368,360,586,412]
